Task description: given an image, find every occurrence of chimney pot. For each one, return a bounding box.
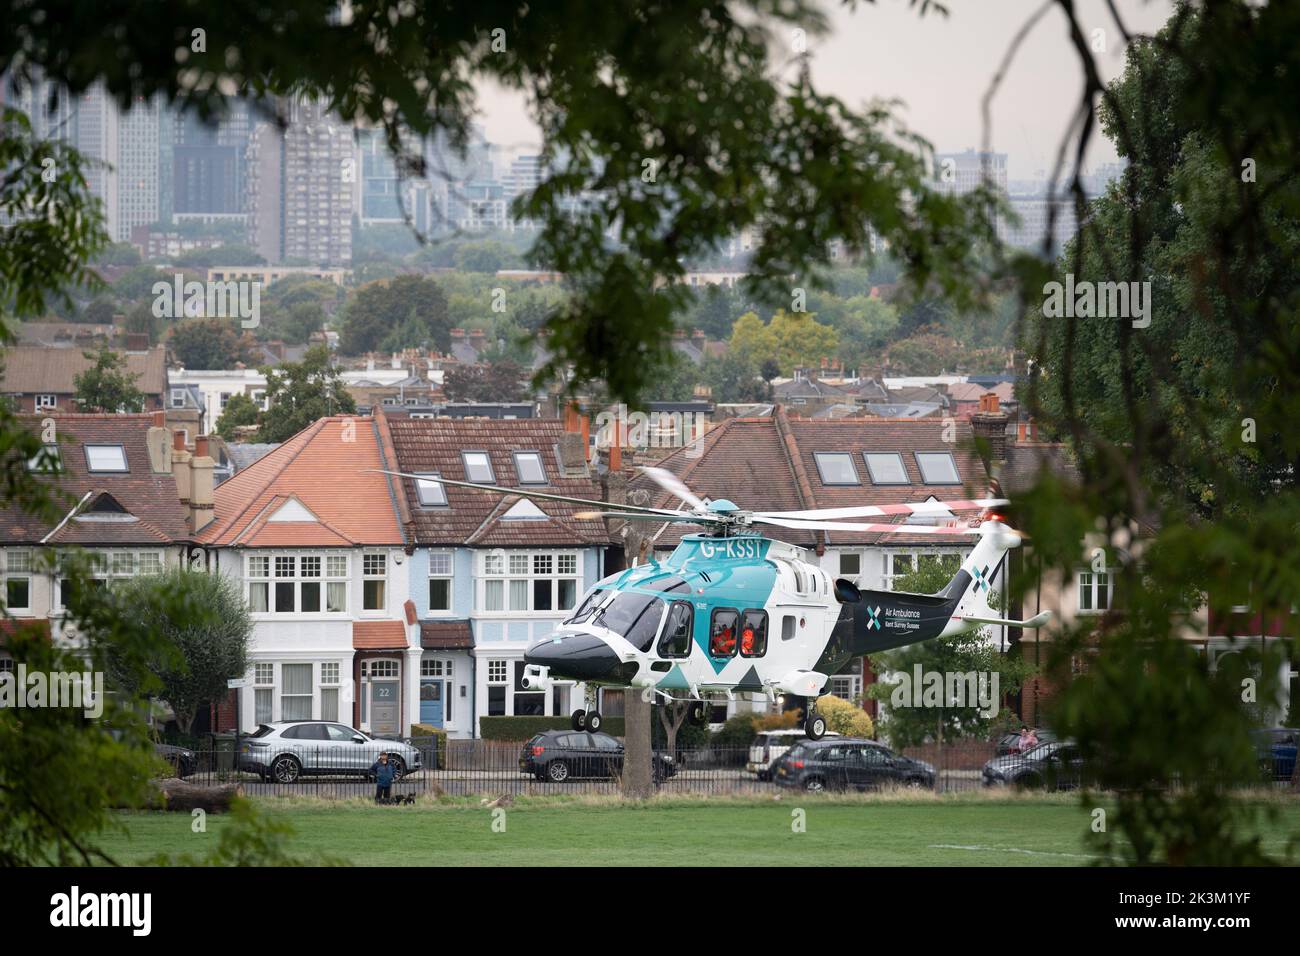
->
[152,410,165,428]
[196,436,210,459]
[173,430,186,451]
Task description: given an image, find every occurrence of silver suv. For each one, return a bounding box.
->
[239,722,423,784]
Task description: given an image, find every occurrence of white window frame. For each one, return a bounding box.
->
[512,451,547,485]
[35,394,58,410]
[244,551,349,616]
[56,549,165,609]
[3,548,33,615]
[477,550,580,615]
[1077,570,1113,614]
[84,444,128,473]
[428,550,453,614]
[362,551,388,614]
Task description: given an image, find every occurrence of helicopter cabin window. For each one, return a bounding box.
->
[709,608,739,657]
[595,591,666,653]
[739,610,768,657]
[781,615,797,641]
[657,601,693,658]
[813,452,860,485]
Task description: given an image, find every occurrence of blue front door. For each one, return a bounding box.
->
[420,680,444,727]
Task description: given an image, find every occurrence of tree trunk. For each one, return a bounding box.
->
[659,701,690,760]
[151,779,243,812]
[622,689,654,799]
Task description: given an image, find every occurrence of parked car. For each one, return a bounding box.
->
[994,728,1058,756]
[773,739,935,792]
[238,721,424,784]
[747,728,840,780]
[518,730,677,783]
[1252,728,1298,782]
[982,740,1082,790]
[156,742,197,779]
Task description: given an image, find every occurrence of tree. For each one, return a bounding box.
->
[279,302,327,346]
[452,240,519,274]
[80,296,117,325]
[74,346,144,412]
[255,345,356,442]
[105,569,252,736]
[442,360,528,404]
[2,0,994,404]
[215,392,261,438]
[340,274,451,355]
[867,562,1033,749]
[169,318,250,369]
[123,299,163,345]
[698,352,768,404]
[728,309,839,376]
[827,295,899,366]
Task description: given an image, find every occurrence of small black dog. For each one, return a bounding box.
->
[378,793,416,805]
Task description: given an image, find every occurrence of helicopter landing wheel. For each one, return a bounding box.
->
[571,709,587,731]
[804,709,827,741]
[586,710,603,733]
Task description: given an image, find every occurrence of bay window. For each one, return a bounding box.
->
[479,551,580,613]
[246,552,348,614]
[57,549,165,608]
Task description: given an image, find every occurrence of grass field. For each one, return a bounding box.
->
[94,793,1300,866]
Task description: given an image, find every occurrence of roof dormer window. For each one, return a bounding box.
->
[85,444,128,473]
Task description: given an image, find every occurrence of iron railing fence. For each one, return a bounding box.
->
[163,735,1295,799]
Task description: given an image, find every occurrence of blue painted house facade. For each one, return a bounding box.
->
[383,413,612,738]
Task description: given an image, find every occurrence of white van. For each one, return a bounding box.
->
[747,728,840,780]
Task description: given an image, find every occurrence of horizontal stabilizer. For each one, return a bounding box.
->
[954,610,1053,629]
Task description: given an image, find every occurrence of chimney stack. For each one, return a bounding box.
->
[172,430,193,509]
[146,413,172,473]
[190,436,215,532]
[971,393,1009,462]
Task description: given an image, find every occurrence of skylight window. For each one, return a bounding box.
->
[915,452,960,484]
[462,452,494,484]
[415,473,447,507]
[863,452,908,485]
[813,452,859,485]
[85,444,128,473]
[513,451,546,484]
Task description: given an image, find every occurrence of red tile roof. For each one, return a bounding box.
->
[386,417,611,547]
[197,417,406,548]
[631,409,994,548]
[420,620,473,649]
[353,620,408,650]
[0,414,190,545]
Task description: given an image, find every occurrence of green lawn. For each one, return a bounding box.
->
[93,794,1300,866]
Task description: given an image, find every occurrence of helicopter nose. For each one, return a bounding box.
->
[525,632,623,681]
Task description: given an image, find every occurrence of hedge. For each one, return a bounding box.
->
[479,715,625,740]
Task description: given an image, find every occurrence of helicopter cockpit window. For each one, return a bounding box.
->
[740,610,768,657]
[709,608,739,657]
[781,615,796,641]
[595,591,666,653]
[657,601,693,658]
[565,588,610,624]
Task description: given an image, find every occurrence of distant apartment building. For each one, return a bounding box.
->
[1002,194,1081,254]
[115,95,160,241]
[933,149,1009,196]
[247,97,354,265]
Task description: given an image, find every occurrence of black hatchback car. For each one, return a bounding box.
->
[982,741,1083,790]
[773,739,936,792]
[519,730,677,783]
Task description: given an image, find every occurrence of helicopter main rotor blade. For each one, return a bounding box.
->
[573,510,723,525]
[751,515,984,535]
[369,470,692,518]
[753,498,1009,521]
[638,466,708,511]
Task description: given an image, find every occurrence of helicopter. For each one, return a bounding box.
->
[375,465,1050,740]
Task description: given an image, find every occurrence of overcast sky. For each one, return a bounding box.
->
[475,0,1176,180]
